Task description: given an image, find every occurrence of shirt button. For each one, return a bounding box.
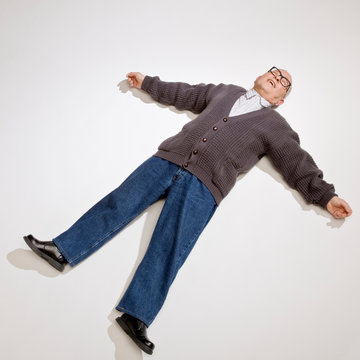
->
[183,162,189,167]
[223,117,228,122]
[202,138,207,142]
[193,149,198,155]
[213,126,218,131]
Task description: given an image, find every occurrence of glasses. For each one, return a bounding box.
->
[268,66,291,92]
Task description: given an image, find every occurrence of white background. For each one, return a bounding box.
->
[1,0,359,359]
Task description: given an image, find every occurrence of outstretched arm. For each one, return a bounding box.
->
[267,124,352,219]
[326,196,352,219]
[126,72,215,114]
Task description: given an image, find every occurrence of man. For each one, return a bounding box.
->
[23,67,352,355]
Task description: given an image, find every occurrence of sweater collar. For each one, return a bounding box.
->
[245,88,271,108]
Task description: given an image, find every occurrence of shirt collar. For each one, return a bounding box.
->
[245,88,271,108]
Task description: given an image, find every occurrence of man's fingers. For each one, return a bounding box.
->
[338,200,352,216]
[127,72,139,80]
[125,72,144,89]
[334,207,351,218]
[126,72,142,88]
[335,211,345,219]
[343,202,352,215]
[328,197,352,219]
[127,74,136,87]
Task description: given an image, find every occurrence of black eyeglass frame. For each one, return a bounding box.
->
[268,66,291,92]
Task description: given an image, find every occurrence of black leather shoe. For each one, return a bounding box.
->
[23,234,68,272]
[116,314,155,355]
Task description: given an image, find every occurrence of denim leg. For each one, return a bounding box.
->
[53,156,180,266]
[116,168,217,327]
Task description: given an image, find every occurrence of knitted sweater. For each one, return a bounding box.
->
[141,75,336,207]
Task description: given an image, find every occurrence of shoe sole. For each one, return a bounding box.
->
[115,317,153,355]
[23,236,65,272]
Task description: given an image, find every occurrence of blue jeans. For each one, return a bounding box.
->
[53,156,217,327]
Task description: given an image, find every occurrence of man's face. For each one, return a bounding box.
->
[253,68,292,106]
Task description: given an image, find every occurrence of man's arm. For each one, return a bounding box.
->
[267,127,352,219]
[126,72,214,114]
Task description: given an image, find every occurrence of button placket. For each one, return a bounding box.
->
[187,116,229,168]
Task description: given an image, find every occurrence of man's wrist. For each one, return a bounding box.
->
[141,75,151,91]
[319,192,338,209]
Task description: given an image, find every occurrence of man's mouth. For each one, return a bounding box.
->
[268,79,275,88]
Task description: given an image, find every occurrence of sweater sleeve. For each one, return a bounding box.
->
[267,125,337,208]
[141,75,215,114]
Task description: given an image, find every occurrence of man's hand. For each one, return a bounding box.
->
[326,196,352,219]
[127,72,145,89]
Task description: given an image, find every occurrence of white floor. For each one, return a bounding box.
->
[1,0,360,359]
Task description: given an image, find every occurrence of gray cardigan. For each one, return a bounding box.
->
[141,75,336,207]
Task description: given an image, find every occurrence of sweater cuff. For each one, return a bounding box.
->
[141,75,159,92]
[317,191,337,209]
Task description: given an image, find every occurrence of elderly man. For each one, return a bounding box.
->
[24,67,352,355]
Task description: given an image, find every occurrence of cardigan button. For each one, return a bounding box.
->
[183,162,189,168]
[202,138,207,142]
[213,126,218,131]
[223,117,228,122]
[193,149,198,155]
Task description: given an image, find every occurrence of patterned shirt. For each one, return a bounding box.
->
[229,88,271,117]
